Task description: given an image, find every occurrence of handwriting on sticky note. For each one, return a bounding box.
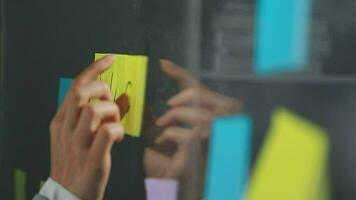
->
[247,108,329,200]
[95,53,148,137]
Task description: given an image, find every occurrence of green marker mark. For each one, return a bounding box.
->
[14,168,27,200]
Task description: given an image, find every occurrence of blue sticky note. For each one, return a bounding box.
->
[204,115,252,200]
[254,0,312,74]
[58,78,73,107]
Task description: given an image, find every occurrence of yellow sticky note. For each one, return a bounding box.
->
[246,108,329,200]
[14,168,27,200]
[95,53,148,137]
[317,172,331,200]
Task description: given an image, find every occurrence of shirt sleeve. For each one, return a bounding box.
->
[32,194,49,200]
[39,177,178,200]
[39,178,81,200]
[145,178,178,200]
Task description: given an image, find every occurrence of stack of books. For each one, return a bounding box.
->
[210,1,330,76]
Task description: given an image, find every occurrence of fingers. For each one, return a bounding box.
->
[155,127,195,145]
[168,86,243,114]
[76,55,115,85]
[167,86,212,107]
[75,101,120,146]
[91,123,124,161]
[160,59,199,89]
[156,107,214,128]
[144,148,170,178]
[57,55,114,117]
[168,88,243,117]
[48,55,124,200]
[63,81,112,132]
[155,126,197,178]
[115,93,130,119]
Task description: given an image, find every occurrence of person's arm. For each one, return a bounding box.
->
[37,177,178,200]
[37,178,178,200]
[33,55,126,200]
[32,194,49,200]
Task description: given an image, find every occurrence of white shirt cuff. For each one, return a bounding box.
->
[39,178,81,200]
[40,177,178,200]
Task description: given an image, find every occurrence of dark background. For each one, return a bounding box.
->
[0,0,186,199]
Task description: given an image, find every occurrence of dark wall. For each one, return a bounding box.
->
[0,0,185,199]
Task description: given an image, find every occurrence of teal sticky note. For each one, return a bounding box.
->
[254,0,312,74]
[58,78,73,107]
[204,115,252,200]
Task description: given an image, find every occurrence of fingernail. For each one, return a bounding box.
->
[156,118,163,126]
[154,137,163,144]
[160,59,168,65]
[114,125,125,142]
[160,59,171,69]
[103,55,115,63]
[115,124,124,134]
[167,98,175,106]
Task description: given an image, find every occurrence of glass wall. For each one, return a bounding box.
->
[1,0,356,199]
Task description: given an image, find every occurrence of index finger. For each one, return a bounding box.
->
[156,107,214,128]
[160,59,199,89]
[57,55,115,117]
[76,55,115,85]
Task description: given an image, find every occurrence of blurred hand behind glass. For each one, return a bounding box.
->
[144,59,243,183]
[156,59,243,140]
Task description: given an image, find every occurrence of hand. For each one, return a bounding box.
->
[156,59,243,140]
[49,55,126,200]
[144,60,242,178]
[144,60,241,199]
[144,126,200,179]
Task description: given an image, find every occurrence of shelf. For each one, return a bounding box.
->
[198,72,356,84]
